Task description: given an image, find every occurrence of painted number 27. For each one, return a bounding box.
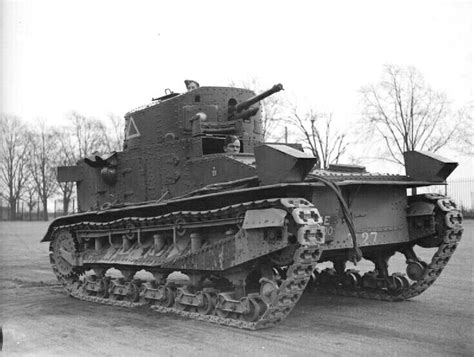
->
[348,231,378,244]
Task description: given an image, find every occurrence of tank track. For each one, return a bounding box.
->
[49,198,323,330]
[314,193,463,301]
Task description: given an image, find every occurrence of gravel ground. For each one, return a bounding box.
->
[0,220,472,356]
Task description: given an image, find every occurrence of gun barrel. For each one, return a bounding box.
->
[235,83,284,112]
[231,107,259,121]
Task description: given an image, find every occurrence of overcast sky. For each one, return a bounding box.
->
[1,0,472,175]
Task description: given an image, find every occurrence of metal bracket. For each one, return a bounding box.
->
[59,248,83,266]
[242,208,287,229]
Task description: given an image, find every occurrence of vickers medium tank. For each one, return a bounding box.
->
[42,82,464,330]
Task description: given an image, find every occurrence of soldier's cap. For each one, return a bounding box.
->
[184,79,200,87]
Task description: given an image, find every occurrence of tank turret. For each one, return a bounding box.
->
[58,83,286,211]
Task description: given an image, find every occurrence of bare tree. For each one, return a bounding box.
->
[66,111,110,157]
[360,65,458,166]
[286,106,348,169]
[53,130,76,215]
[102,113,125,152]
[452,102,473,156]
[27,122,58,220]
[53,111,113,214]
[23,179,38,221]
[229,78,286,141]
[0,114,29,219]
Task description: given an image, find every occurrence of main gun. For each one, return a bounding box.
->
[229,83,284,120]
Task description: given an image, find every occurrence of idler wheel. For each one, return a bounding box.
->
[215,294,230,318]
[196,292,215,315]
[387,275,406,294]
[406,261,427,281]
[96,278,109,299]
[174,288,188,311]
[124,282,140,302]
[215,308,230,318]
[397,275,410,289]
[174,300,188,311]
[159,286,175,307]
[109,281,122,300]
[259,278,279,305]
[108,280,123,301]
[241,297,264,322]
[84,275,97,296]
[342,271,361,288]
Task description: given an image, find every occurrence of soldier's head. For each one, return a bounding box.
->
[184,79,200,91]
[223,135,240,154]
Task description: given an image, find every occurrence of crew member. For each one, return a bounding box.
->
[184,79,200,91]
[223,135,241,154]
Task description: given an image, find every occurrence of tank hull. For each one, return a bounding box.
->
[44,180,463,329]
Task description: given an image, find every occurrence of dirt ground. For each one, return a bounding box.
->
[0,220,472,356]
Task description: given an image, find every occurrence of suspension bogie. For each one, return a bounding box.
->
[108,279,141,302]
[83,275,109,298]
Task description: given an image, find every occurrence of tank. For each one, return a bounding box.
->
[42,83,464,330]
